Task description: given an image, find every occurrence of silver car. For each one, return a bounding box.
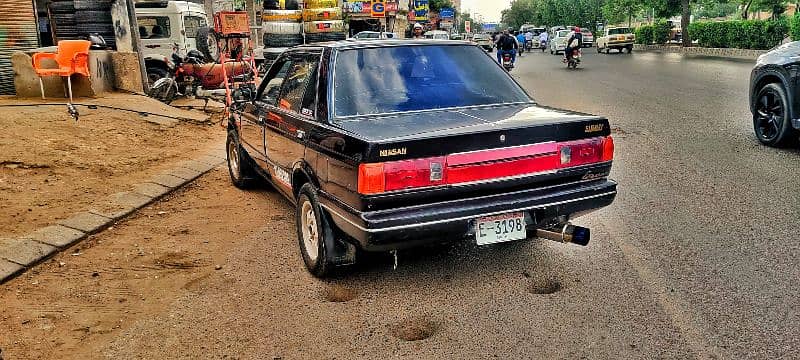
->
[550,30,571,55]
[351,31,398,40]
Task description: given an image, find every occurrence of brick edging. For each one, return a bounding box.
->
[0,146,226,284]
[633,44,767,59]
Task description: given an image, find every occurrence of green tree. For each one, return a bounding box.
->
[603,0,643,26]
[429,0,455,12]
[756,0,787,19]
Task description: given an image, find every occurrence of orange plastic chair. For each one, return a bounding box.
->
[32,40,91,102]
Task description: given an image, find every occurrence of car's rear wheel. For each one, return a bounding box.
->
[296,183,336,277]
[626,45,633,53]
[226,130,256,188]
[753,82,796,147]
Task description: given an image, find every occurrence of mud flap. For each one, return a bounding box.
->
[319,208,357,266]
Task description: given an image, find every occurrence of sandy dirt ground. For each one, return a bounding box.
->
[0,169,279,359]
[0,168,692,360]
[0,94,224,238]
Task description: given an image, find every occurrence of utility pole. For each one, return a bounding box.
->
[111,0,150,93]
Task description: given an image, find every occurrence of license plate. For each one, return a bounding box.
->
[476,212,526,245]
[617,36,625,40]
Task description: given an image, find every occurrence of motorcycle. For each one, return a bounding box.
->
[502,52,514,71]
[149,49,253,104]
[540,39,547,52]
[525,39,533,52]
[565,48,581,69]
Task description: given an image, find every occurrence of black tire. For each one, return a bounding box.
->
[226,130,257,188]
[74,0,113,10]
[753,83,797,147]
[49,1,75,13]
[148,77,177,104]
[296,183,336,278]
[626,46,633,53]
[285,0,299,10]
[51,14,77,25]
[77,22,114,34]
[146,67,168,87]
[75,11,112,23]
[550,49,554,55]
[262,33,303,47]
[605,48,610,54]
[304,32,346,43]
[196,27,219,63]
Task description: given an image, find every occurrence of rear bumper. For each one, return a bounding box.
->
[319,179,617,252]
[607,41,633,47]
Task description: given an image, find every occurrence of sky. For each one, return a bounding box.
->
[461,0,512,23]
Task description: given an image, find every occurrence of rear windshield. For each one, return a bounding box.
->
[608,28,630,35]
[332,45,530,117]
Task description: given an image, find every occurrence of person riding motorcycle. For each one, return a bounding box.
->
[515,31,527,56]
[564,27,583,62]
[539,31,549,49]
[524,30,534,50]
[495,29,518,66]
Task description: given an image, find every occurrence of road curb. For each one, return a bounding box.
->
[633,44,767,60]
[0,147,226,284]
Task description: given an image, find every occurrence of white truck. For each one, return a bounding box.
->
[135,1,215,84]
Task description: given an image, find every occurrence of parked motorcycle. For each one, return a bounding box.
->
[148,49,252,104]
[502,53,514,71]
[566,48,581,69]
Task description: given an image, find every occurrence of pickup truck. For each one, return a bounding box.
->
[226,40,618,277]
[596,27,635,53]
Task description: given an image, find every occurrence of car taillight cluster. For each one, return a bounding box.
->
[358,136,614,195]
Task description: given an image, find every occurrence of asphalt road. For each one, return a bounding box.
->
[3,49,799,359]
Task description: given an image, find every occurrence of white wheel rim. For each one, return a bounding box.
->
[228,140,240,180]
[301,201,319,262]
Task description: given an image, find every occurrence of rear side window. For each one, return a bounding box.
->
[278,55,320,113]
[260,60,292,106]
[137,16,171,39]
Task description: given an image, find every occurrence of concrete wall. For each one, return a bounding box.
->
[13,48,118,98]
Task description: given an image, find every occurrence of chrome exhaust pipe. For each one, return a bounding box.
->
[536,223,590,246]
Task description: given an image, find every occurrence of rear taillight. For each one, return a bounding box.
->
[384,157,446,191]
[358,157,446,195]
[357,163,385,195]
[602,136,614,161]
[558,136,613,167]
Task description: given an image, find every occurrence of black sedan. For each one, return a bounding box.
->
[750,42,800,147]
[226,40,617,277]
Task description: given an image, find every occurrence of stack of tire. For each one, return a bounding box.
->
[262,9,304,49]
[76,0,116,48]
[302,0,346,43]
[48,0,79,41]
